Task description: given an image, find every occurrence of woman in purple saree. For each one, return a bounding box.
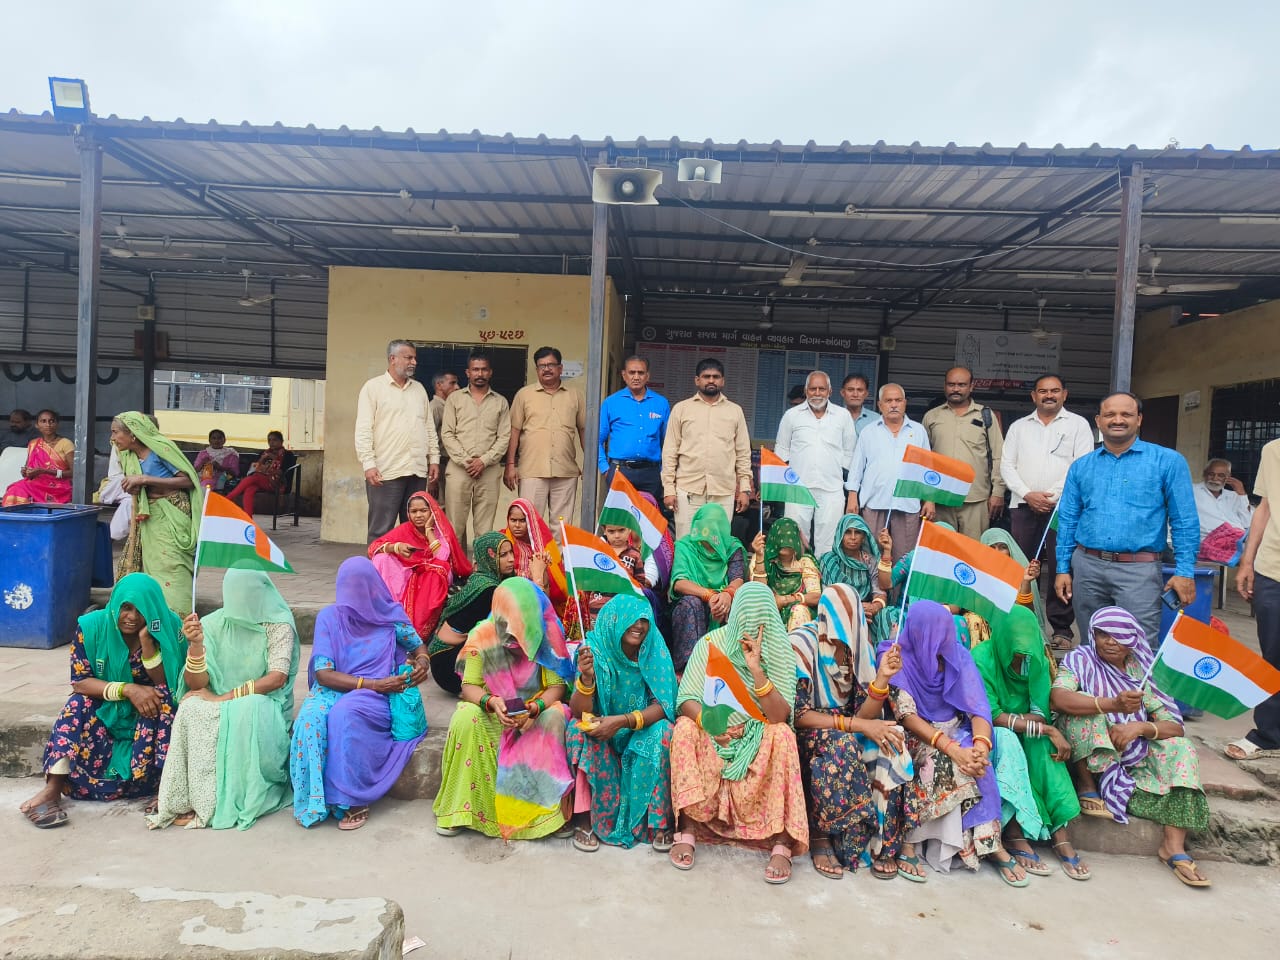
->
[290,557,429,830]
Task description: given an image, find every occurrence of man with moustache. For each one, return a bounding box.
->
[441,348,511,550]
[840,374,881,438]
[1001,374,1096,648]
[1192,458,1253,543]
[661,358,752,540]
[775,370,856,553]
[1,409,38,452]
[922,366,1006,537]
[506,346,585,525]
[1055,392,1200,646]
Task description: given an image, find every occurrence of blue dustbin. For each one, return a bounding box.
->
[93,520,115,588]
[0,503,100,648]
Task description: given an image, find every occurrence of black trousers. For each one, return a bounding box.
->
[603,462,664,508]
[1009,505,1075,636]
[365,474,427,543]
[1249,573,1280,749]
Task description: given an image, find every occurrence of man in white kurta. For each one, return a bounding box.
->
[1194,458,1254,540]
[775,371,856,554]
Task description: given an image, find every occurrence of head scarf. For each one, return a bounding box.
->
[1061,605,1181,822]
[883,599,991,725]
[310,557,410,686]
[764,517,808,597]
[970,604,1051,718]
[502,498,568,607]
[637,491,675,587]
[668,502,743,600]
[819,514,880,600]
[585,594,677,727]
[441,530,507,624]
[113,411,203,522]
[980,528,1050,641]
[78,573,186,780]
[675,582,797,780]
[790,584,876,711]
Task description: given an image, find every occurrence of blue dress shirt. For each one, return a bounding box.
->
[1056,438,1200,577]
[597,387,671,472]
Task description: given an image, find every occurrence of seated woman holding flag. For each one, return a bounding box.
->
[668,582,807,884]
[434,578,575,840]
[427,531,517,695]
[565,594,677,852]
[148,569,300,831]
[668,503,746,673]
[1050,606,1210,887]
[503,498,569,611]
[369,491,472,643]
[964,529,1053,655]
[749,517,821,630]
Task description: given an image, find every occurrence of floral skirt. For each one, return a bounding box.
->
[565,719,674,848]
[43,692,174,802]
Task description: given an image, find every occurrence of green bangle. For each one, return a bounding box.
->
[480,693,492,712]
[535,697,547,714]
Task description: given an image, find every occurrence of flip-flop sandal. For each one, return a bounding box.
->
[1008,846,1054,876]
[764,844,792,885]
[172,811,198,827]
[553,824,575,840]
[1053,842,1091,881]
[651,831,674,853]
[1160,852,1212,888]
[1051,634,1074,651]
[1225,738,1280,760]
[872,858,898,880]
[435,824,462,837]
[810,841,844,880]
[141,797,159,816]
[669,832,696,871]
[992,856,1030,888]
[572,827,600,853]
[896,854,928,883]
[1077,792,1115,819]
[25,801,68,829]
[338,807,369,831]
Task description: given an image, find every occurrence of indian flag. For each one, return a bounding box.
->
[907,520,1023,620]
[759,447,817,507]
[701,642,767,735]
[1152,613,1280,719]
[196,491,294,573]
[893,446,974,507]
[560,523,642,597]
[598,468,668,559]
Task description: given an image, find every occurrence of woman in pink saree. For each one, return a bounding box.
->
[3,409,73,506]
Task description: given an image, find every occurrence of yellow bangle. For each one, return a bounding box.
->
[696,711,704,730]
[356,677,365,690]
[141,651,163,670]
[575,678,596,697]
[869,680,890,696]
[753,679,774,697]
[632,710,645,730]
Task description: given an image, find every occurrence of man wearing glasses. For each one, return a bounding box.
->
[506,346,586,525]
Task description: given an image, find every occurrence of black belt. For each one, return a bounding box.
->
[610,459,659,468]
[1081,547,1161,563]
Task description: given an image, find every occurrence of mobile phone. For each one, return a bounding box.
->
[1161,588,1182,611]
[503,697,530,717]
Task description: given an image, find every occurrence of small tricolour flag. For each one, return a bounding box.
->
[1152,613,1280,719]
[196,491,294,573]
[893,446,974,507]
[907,520,1024,620]
[560,523,643,597]
[759,447,817,507]
[701,642,767,735]
[598,469,668,559]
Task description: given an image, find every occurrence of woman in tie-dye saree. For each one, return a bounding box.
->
[432,577,576,840]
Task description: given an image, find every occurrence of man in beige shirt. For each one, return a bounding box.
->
[505,346,585,526]
[922,365,1006,538]
[661,357,752,540]
[354,339,440,542]
[441,349,511,550]
[429,370,459,502]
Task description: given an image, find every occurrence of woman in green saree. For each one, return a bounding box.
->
[749,517,821,630]
[111,412,202,615]
[668,503,746,672]
[147,569,300,830]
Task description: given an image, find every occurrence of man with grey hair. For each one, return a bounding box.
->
[845,382,934,563]
[1193,457,1253,543]
[775,370,855,553]
[355,339,439,542]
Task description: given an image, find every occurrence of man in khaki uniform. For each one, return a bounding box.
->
[921,365,1006,538]
[505,346,585,526]
[661,357,752,540]
[429,370,459,502]
[441,349,511,551]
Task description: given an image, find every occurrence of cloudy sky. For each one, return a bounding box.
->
[3,1,1274,149]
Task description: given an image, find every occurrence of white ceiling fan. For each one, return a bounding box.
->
[236,269,275,307]
[738,255,862,289]
[1136,254,1240,296]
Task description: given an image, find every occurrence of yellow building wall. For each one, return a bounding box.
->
[157,377,292,448]
[1132,301,1280,469]
[322,267,622,544]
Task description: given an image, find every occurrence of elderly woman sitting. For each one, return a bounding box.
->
[668,503,746,672]
[1050,606,1211,888]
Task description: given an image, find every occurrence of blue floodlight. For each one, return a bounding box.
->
[48,77,91,124]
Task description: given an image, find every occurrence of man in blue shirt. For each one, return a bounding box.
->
[598,355,670,504]
[1055,391,1199,647]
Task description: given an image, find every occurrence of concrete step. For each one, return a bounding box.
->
[1238,754,1280,794]
[0,885,403,959]
[1070,797,1280,866]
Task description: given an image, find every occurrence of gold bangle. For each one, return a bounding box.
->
[632,710,645,730]
[1148,721,1160,740]
[877,561,892,571]
[972,734,993,751]
[869,680,890,696]
[753,679,774,697]
[356,677,365,690]
[575,678,596,697]
[1093,696,1104,715]
[141,651,163,670]
[696,711,704,730]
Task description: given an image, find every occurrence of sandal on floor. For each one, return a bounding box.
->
[669,832,696,871]
[896,854,928,883]
[435,824,462,837]
[1051,634,1074,652]
[572,827,600,853]
[24,800,68,829]
[1225,737,1279,761]
[1053,841,1091,881]
[141,797,159,816]
[553,824,575,840]
[871,857,898,880]
[992,856,1030,888]
[810,840,843,880]
[764,844,792,885]
[1160,852,1212,888]
[1008,845,1054,876]
[1077,791,1115,819]
[338,806,369,831]
[651,831,674,853]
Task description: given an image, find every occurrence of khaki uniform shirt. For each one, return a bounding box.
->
[1253,438,1280,581]
[922,401,1006,502]
[441,387,511,468]
[662,393,752,498]
[509,382,586,478]
[430,395,447,463]
[354,372,439,480]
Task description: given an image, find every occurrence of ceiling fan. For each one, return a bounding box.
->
[236,269,275,307]
[94,219,219,259]
[1136,255,1240,295]
[738,256,861,289]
